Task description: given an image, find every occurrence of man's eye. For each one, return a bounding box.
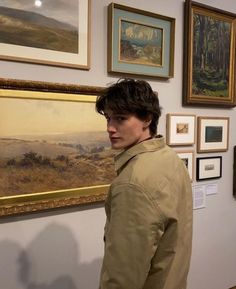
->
[116,116,126,121]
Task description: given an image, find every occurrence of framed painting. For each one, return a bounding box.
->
[107,3,175,78]
[0,78,115,217]
[0,0,91,69]
[196,156,222,181]
[166,114,196,146]
[183,0,236,107]
[176,150,194,181]
[197,116,229,153]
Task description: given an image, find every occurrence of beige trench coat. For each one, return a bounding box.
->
[99,137,193,289]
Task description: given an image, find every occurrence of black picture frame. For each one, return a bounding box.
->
[196,156,222,181]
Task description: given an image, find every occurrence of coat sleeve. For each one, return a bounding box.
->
[99,183,165,289]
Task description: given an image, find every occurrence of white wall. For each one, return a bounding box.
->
[0,1,236,289]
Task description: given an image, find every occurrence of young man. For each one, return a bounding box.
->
[96,78,193,289]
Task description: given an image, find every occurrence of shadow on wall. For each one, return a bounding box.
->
[0,223,102,289]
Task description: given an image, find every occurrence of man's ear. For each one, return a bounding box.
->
[143,119,151,128]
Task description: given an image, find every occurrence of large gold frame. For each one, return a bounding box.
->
[0,78,108,217]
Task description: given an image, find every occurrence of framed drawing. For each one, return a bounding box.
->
[176,150,194,181]
[197,116,229,153]
[0,78,115,217]
[183,0,236,107]
[196,156,222,181]
[0,0,91,69]
[107,3,175,78]
[166,114,196,146]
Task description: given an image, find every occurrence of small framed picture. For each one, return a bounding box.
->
[107,3,175,79]
[197,117,229,153]
[166,114,196,146]
[176,150,194,181]
[196,156,222,181]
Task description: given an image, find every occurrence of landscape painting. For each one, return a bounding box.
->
[192,11,231,98]
[0,0,78,53]
[0,0,90,68]
[183,1,236,107]
[0,97,116,199]
[205,126,223,143]
[176,123,189,134]
[120,19,163,67]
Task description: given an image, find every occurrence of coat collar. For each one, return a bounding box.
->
[114,135,165,174]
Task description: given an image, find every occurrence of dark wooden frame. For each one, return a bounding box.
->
[183,0,236,107]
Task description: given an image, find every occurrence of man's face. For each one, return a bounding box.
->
[104,111,151,150]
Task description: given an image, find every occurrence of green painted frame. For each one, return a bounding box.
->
[108,3,175,79]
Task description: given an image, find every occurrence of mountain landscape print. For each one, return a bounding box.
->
[0,97,116,198]
[0,0,78,53]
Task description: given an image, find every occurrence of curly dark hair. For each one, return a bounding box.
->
[95,78,161,136]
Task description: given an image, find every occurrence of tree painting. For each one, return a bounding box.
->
[192,12,231,97]
[120,20,163,67]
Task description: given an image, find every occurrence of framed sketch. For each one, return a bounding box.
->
[197,117,229,153]
[176,150,194,181]
[107,3,175,79]
[166,114,196,146]
[0,0,91,69]
[183,0,236,107]
[196,156,222,181]
[0,78,115,217]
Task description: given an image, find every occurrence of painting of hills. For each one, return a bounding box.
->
[0,4,78,53]
[0,97,116,198]
[120,20,163,66]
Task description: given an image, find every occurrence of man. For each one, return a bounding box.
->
[96,78,193,289]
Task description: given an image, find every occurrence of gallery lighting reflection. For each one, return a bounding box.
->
[35,0,42,7]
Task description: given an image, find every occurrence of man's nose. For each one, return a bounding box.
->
[107,120,117,133]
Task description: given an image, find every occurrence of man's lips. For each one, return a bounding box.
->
[109,136,120,141]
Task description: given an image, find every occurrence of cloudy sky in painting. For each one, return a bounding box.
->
[0,0,78,27]
[0,98,106,137]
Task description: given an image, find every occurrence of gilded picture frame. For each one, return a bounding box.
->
[108,3,175,79]
[183,0,236,107]
[197,116,229,153]
[0,0,91,69]
[0,78,115,217]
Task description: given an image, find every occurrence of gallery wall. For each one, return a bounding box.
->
[0,0,236,289]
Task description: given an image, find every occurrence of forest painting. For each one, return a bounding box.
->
[192,11,231,98]
[120,20,163,67]
[183,1,236,107]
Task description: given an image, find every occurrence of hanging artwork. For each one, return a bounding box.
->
[0,0,91,69]
[183,0,236,107]
[0,78,115,217]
